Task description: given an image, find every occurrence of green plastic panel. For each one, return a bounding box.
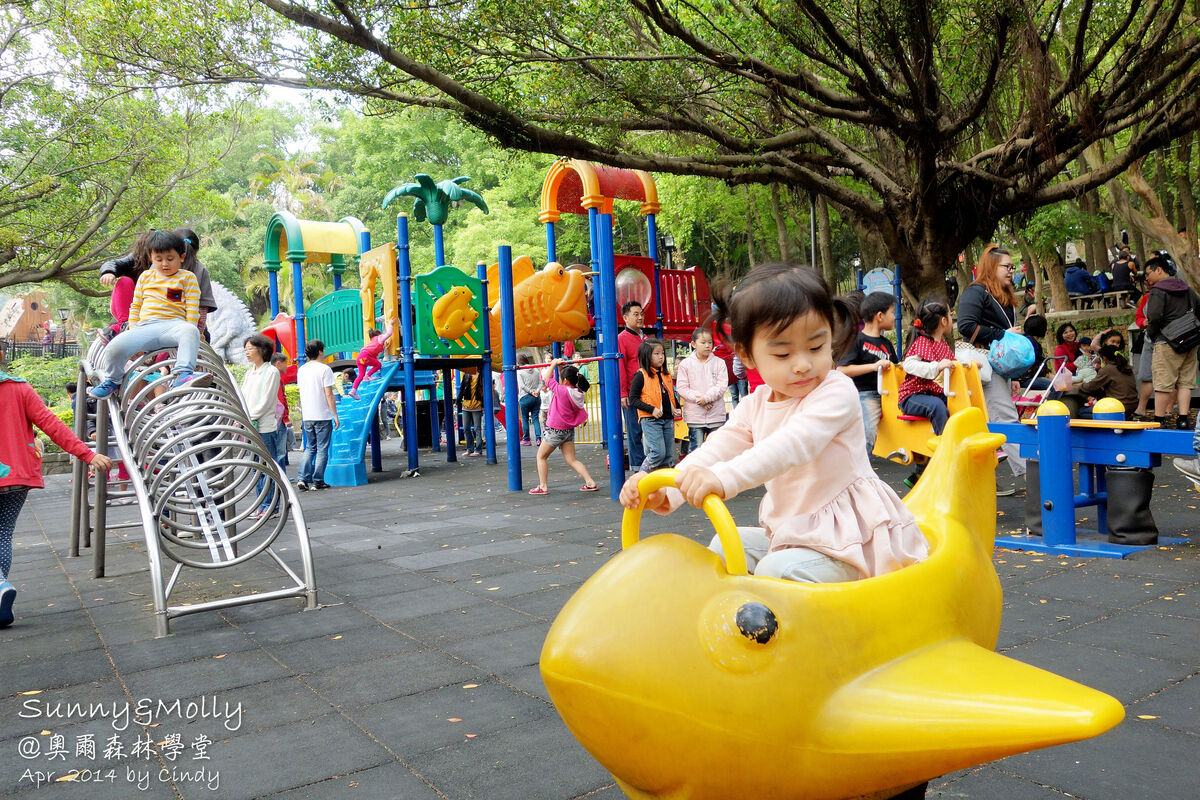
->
[413,266,486,356]
[306,289,367,357]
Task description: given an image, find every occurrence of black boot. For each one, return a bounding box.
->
[1105,467,1158,545]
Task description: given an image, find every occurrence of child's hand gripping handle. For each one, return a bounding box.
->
[620,468,748,576]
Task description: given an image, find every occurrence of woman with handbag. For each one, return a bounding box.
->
[956,245,1027,495]
[1144,252,1200,429]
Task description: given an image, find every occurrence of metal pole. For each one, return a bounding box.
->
[498,246,522,490]
[545,222,557,263]
[1036,406,1075,547]
[268,269,280,318]
[93,396,110,577]
[478,262,497,465]
[292,260,307,365]
[68,365,88,558]
[892,265,903,343]
[397,214,419,471]
[647,214,663,337]
[589,207,608,442]
[442,367,456,462]
[597,213,625,500]
[433,223,445,268]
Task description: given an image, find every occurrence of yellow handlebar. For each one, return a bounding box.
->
[620,468,748,576]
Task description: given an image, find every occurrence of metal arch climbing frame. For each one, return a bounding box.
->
[73,339,317,637]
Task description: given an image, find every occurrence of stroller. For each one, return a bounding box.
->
[1013,358,1074,420]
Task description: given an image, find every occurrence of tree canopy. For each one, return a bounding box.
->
[59,0,1200,294]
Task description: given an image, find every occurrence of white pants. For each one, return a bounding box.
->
[982,375,1026,476]
[709,527,860,584]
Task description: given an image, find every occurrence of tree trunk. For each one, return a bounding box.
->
[1175,132,1196,259]
[1076,158,1106,269]
[744,185,756,270]
[788,201,810,267]
[816,195,835,288]
[1015,232,1045,313]
[1088,148,1200,288]
[1153,154,1175,233]
[769,183,791,262]
[1132,227,1147,263]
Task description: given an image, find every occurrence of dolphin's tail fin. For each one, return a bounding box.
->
[815,638,1124,783]
[904,407,1006,551]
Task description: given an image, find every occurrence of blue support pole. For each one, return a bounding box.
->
[589,208,608,442]
[397,214,419,471]
[370,410,382,472]
[268,270,280,318]
[430,382,441,453]
[545,222,557,263]
[1036,409,1076,547]
[891,265,903,344]
[647,213,663,337]
[433,223,445,267]
[291,260,307,365]
[478,262,497,465]
[442,368,456,462]
[597,213,625,500]
[498,246,522,490]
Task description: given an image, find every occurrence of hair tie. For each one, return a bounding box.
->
[913,319,923,329]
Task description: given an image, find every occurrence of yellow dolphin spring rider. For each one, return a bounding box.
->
[540,408,1123,800]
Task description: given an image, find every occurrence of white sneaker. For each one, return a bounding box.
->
[1173,457,1200,485]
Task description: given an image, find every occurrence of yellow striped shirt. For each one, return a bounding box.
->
[129,269,200,327]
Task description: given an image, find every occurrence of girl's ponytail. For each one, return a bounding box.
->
[909,297,951,349]
[830,295,861,361]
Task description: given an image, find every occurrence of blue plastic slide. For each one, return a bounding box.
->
[324,359,403,486]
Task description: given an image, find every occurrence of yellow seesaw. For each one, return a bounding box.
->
[541,408,1122,800]
[873,361,987,465]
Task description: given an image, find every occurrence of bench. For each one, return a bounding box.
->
[1068,291,1133,311]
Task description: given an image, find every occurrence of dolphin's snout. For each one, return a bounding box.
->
[736,602,778,644]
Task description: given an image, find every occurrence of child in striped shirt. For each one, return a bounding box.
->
[90,231,209,398]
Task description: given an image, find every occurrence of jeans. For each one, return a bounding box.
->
[463,409,483,453]
[729,381,742,408]
[299,420,333,484]
[101,319,200,383]
[858,391,882,452]
[688,424,721,452]
[899,393,950,435]
[255,427,288,511]
[623,405,645,468]
[639,416,676,472]
[518,394,542,442]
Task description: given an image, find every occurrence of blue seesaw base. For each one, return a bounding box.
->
[995,533,1190,559]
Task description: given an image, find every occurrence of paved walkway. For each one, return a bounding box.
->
[1,441,1197,799]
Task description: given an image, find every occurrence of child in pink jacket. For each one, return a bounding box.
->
[529,359,598,495]
[0,368,112,627]
[675,326,729,451]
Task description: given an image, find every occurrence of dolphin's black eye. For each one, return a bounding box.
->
[735,602,777,644]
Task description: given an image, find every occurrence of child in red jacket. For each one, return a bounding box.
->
[0,369,111,627]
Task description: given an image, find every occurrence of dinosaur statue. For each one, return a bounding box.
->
[206,281,258,365]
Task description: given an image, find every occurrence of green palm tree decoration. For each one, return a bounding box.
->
[382,174,489,266]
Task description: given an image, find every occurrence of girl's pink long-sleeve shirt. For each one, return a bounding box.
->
[543,367,587,429]
[673,370,927,578]
[675,352,729,425]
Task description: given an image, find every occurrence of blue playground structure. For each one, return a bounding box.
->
[263,160,715,497]
[990,398,1194,557]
